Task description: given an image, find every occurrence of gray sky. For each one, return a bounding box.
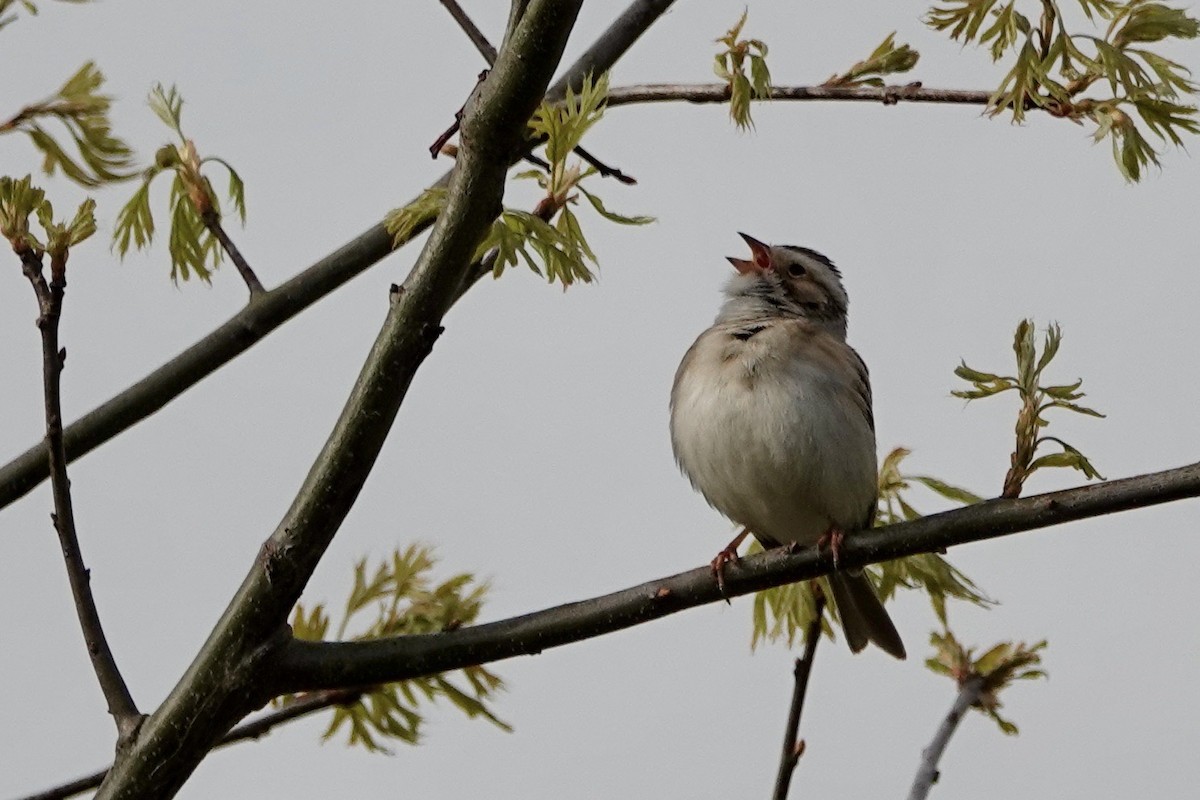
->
[2,1,1198,798]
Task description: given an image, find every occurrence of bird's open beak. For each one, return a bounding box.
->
[727,232,772,274]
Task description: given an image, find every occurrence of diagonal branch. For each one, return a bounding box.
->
[267,462,1200,694]
[907,676,986,800]
[0,0,678,516]
[772,588,825,800]
[15,688,366,800]
[92,4,585,798]
[18,247,141,739]
[604,82,994,109]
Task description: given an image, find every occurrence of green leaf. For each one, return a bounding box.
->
[926,0,1001,42]
[577,186,654,225]
[909,476,984,505]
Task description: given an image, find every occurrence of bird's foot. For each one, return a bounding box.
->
[710,528,751,600]
[816,527,846,569]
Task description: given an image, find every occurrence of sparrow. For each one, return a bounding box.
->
[669,233,905,659]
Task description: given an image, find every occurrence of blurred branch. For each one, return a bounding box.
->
[0,0,678,515]
[907,676,985,800]
[604,82,994,108]
[772,587,825,800]
[17,689,366,800]
[269,461,1200,693]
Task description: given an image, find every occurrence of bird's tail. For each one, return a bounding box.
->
[827,571,906,660]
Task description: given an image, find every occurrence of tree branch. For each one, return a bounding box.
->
[267,462,1200,694]
[604,82,993,109]
[435,0,638,184]
[0,0,678,515]
[772,588,825,800]
[16,688,366,800]
[200,208,265,297]
[907,675,986,800]
[92,3,584,797]
[18,248,141,739]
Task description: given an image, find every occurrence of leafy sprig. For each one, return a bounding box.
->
[926,0,1199,180]
[0,62,135,188]
[955,319,1104,498]
[0,174,95,259]
[713,10,772,130]
[751,448,990,650]
[824,32,921,87]
[281,545,508,753]
[112,84,247,283]
[927,628,1048,734]
[386,73,650,289]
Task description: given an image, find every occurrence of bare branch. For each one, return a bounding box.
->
[18,247,141,739]
[199,209,264,296]
[268,461,1200,694]
[908,676,986,800]
[0,0,680,516]
[772,587,825,800]
[604,82,993,109]
[16,689,365,800]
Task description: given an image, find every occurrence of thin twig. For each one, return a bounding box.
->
[429,69,488,159]
[16,688,366,800]
[439,0,498,62]
[200,209,264,296]
[907,675,986,800]
[603,82,994,109]
[18,246,141,739]
[772,587,826,800]
[434,0,637,183]
[573,144,636,184]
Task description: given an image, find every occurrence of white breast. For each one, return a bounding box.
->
[670,326,877,546]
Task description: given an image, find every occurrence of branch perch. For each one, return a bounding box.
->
[268,462,1200,694]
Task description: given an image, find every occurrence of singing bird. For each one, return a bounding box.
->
[670,233,905,659]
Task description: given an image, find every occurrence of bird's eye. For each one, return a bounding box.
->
[787,263,806,278]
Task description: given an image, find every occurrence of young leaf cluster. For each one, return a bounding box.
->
[926,0,1199,180]
[927,629,1048,734]
[0,174,95,259]
[281,545,508,753]
[0,62,135,188]
[823,32,922,87]
[112,84,247,283]
[955,319,1104,499]
[713,10,772,130]
[386,74,650,290]
[751,448,990,650]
